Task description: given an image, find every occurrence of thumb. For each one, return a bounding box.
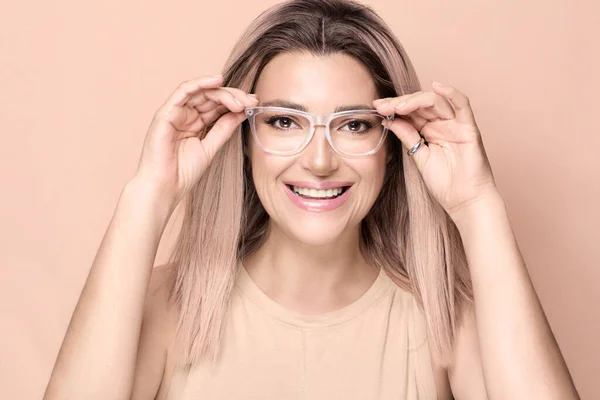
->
[199,111,247,161]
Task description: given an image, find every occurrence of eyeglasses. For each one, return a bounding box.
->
[244,106,395,157]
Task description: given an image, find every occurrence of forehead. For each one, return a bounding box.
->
[254,52,378,113]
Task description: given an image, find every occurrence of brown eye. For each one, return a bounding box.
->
[265,116,301,130]
[341,119,373,134]
[347,121,364,131]
[278,117,293,128]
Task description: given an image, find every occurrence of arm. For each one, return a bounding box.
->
[130,264,178,400]
[449,190,580,399]
[44,178,174,400]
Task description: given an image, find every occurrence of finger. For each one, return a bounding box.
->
[400,113,428,132]
[163,75,224,108]
[199,111,247,161]
[382,117,429,171]
[431,82,476,124]
[375,92,452,120]
[374,92,422,116]
[194,88,258,114]
[189,98,219,113]
[415,107,439,120]
[185,104,229,133]
[392,92,455,120]
[157,102,228,135]
[186,87,258,110]
[373,94,411,108]
[157,104,200,133]
[373,96,406,116]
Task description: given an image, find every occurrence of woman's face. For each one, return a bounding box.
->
[247,51,390,246]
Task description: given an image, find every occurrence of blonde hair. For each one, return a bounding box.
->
[165,0,473,368]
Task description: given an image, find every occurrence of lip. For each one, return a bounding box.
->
[284,183,352,212]
[283,181,354,190]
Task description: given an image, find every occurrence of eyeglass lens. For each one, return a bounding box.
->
[251,110,386,155]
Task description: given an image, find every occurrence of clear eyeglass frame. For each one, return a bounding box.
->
[244,106,395,158]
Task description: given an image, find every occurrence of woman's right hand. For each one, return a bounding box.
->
[131,74,258,210]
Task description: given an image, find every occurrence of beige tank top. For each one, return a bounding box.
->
[166,265,438,399]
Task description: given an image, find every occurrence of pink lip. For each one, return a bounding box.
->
[283,181,353,190]
[284,183,352,212]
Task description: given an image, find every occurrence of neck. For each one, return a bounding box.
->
[242,220,379,314]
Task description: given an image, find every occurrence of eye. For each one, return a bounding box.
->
[264,116,301,130]
[340,119,374,134]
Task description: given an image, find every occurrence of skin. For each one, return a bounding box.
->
[242,52,385,315]
[239,51,453,398]
[127,52,578,398]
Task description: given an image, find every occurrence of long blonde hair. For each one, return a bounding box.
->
[165,0,473,368]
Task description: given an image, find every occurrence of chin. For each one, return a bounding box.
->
[277,215,353,246]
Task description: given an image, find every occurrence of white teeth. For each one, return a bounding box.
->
[291,185,345,198]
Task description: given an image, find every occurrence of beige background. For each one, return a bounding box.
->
[1,0,598,398]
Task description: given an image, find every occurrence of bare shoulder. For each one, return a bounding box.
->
[131,263,180,400]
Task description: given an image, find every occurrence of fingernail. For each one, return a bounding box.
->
[395,100,407,109]
[213,73,223,78]
[377,101,389,109]
[248,94,259,102]
[432,81,443,87]
[234,98,244,107]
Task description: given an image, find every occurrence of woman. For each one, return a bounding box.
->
[44,0,579,399]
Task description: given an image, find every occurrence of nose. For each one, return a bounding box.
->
[299,124,339,176]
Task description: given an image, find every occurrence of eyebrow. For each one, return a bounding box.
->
[260,99,375,113]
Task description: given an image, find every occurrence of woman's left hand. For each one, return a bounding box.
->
[374,81,499,221]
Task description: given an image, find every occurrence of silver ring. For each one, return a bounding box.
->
[407,137,424,156]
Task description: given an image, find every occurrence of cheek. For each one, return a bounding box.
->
[354,154,387,190]
[247,135,264,181]
[249,145,268,190]
[248,138,289,196]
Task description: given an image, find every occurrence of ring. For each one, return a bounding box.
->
[407,137,425,156]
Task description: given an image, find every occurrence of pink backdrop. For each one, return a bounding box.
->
[1,0,598,398]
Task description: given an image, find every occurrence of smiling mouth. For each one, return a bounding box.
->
[285,184,351,200]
